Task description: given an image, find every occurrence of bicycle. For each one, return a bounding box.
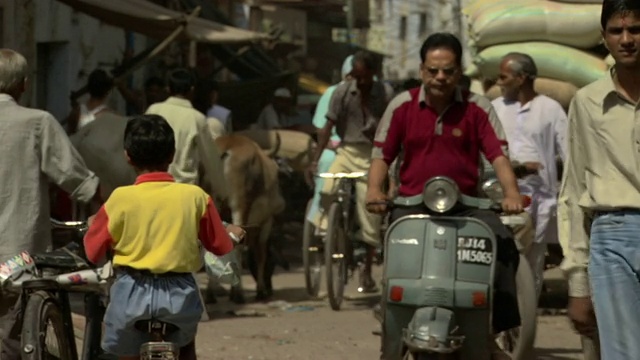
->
[318,171,380,311]
[0,219,182,360]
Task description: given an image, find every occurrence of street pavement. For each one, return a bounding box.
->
[72,266,583,359]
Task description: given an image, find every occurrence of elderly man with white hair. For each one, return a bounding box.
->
[0,48,100,359]
[492,52,568,300]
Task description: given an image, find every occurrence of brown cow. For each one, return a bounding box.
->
[210,134,286,302]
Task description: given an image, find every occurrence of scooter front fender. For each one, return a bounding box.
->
[402,307,464,354]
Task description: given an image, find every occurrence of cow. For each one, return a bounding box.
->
[210,134,286,303]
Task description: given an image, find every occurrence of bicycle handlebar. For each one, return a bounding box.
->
[50,218,88,231]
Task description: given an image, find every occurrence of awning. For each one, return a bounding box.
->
[56,0,271,44]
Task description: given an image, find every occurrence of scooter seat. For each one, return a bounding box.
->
[134,320,179,335]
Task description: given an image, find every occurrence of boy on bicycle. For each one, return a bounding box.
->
[84,114,234,359]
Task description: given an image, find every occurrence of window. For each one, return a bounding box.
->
[419,12,427,35]
[399,16,407,40]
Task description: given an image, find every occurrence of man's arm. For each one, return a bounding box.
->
[554,103,569,162]
[558,97,590,297]
[196,117,229,202]
[476,108,521,209]
[367,92,407,210]
[312,86,345,164]
[40,113,99,203]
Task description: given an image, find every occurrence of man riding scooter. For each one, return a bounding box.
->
[366,32,524,360]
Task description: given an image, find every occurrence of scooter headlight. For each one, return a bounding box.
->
[422,177,460,213]
[481,178,503,203]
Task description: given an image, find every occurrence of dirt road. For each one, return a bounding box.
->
[188,267,583,360]
[71,266,583,359]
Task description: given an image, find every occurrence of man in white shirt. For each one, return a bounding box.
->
[492,52,567,299]
[145,68,228,204]
[252,88,294,130]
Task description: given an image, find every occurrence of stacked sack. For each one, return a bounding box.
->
[463,0,608,110]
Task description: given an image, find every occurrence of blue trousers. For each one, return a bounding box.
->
[590,211,640,360]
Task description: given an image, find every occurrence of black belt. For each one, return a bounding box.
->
[115,266,190,278]
[592,208,640,217]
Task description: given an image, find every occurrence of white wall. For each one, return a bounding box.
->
[1,0,149,121]
[369,0,467,80]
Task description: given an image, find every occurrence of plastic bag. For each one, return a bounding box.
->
[203,248,241,286]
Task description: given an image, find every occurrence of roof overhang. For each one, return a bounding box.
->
[56,0,272,44]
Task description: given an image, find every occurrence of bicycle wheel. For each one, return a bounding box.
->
[325,202,347,311]
[21,291,74,360]
[303,199,323,297]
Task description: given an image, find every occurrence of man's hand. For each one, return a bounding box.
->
[226,224,246,243]
[87,214,97,227]
[568,297,598,339]
[366,189,388,214]
[501,194,524,214]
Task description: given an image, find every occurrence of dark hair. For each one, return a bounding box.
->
[419,32,463,66]
[601,0,640,29]
[87,69,113,98]
[351,50,377,72]
[124,114,175,170]
[192,79,215,115]
[144,76,165,90]
[167,68,194,96]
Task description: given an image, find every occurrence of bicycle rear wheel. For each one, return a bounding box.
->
[325,202,347,311]
[303,199,323,297]
[21,290,74,360]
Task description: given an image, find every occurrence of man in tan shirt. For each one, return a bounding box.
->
[558,1,640,358]
[145,69,228,204]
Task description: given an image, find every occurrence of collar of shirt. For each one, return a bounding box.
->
[165,96,194,109]
[600,67,637,112]
[418,85,464,109]
[134,172,175,185]
[0,93,15,103]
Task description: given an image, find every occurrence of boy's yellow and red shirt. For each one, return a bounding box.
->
[84,172,232,273]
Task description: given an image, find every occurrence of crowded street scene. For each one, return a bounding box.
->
[0,0,633,359]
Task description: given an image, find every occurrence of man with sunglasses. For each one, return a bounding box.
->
[366,32,524,359]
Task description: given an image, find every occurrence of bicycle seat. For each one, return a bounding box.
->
[135,320,179,336]
[31,245,89,271]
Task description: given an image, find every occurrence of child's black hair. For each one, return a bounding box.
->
[124,114,175,170]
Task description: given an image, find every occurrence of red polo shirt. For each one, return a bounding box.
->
[373,87,504,197]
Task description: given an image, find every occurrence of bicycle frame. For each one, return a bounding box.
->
[15,261,112,360]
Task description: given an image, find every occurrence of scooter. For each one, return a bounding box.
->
[378,176,537,360]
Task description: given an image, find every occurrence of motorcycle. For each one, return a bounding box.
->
[378,176,537,360]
